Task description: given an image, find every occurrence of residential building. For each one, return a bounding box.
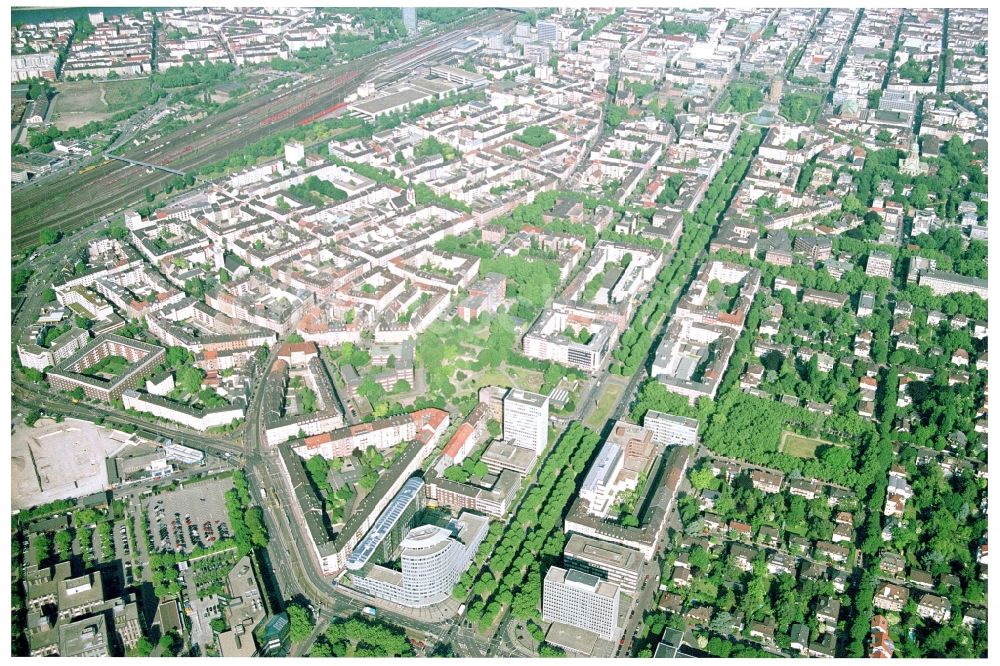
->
[866,251,893,279]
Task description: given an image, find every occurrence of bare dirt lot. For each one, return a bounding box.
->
[50,78,151,130]
[11,418,134,509]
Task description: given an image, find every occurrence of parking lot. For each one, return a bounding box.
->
[144,477,233,556]
[113,519,136,585]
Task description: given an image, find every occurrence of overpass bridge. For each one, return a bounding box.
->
[105,153,187,176]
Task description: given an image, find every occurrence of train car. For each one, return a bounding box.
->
[78,159,110,175]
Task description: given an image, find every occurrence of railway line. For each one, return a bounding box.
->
[11,63,369,250]
[11,10,512,251]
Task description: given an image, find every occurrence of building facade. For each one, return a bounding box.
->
[542,566,621,640]
[643,410,699,446]
[563,534,644,595]
[503,389,549,455]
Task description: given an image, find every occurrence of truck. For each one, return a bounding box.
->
[457,604,466,616]
[362,606,377,618]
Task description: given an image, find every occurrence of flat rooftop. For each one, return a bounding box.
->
[545,621,599,656]
[346,477,425,571]
[11,418,135,510]
[506,388,549,409]
[351,87,433,116]
[565,533,644,574]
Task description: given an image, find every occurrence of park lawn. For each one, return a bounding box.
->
[504,365,543,391]
[781,432,832,459]
[469,367,511,390]
[467,365,543,394]
[584,376,627,430]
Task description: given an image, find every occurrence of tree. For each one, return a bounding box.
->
[39,229,61,246]
[107,220,129,240]
[166,346,192,368]
[158,631,182,656]
[23,368,44,383]
[818,445,853,477]
[68,387,85,401]
[358,377,385,405]
[689,466,716,492]
[134,637,154,657]
[761,350,784,373]
[176,365,205,394]
[184,277,208,299]
[539,643,566,657]
[287,603,315,643]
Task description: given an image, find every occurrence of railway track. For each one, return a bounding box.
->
[11,67,364,249]
[11,11,512,251]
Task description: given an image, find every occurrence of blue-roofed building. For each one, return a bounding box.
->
[254,613,290,657]
[346,476,425,571]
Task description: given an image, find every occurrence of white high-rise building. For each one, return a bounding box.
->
[643,411,699,446]
[284,141,304,166]
[348,512,489,607]
[482,30,504,51]
[503,388,549,455]
[402,7,417,34]
[537,20,559,44]
[542,566,621,640]
[866,251,893,279]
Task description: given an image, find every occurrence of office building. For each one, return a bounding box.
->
[769,76,783,104]
[542,566,621,641]
[349,512,489,607]
[578,422,656,518]
[427,64,488,87]
[918,269,988,299]
[424,468,520,518]
[58,616,110,657]
[503,388,549,455]
[537,20,559,44]
[254,614,290,657]
[563,534,644,594]
[346,477,426,572]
